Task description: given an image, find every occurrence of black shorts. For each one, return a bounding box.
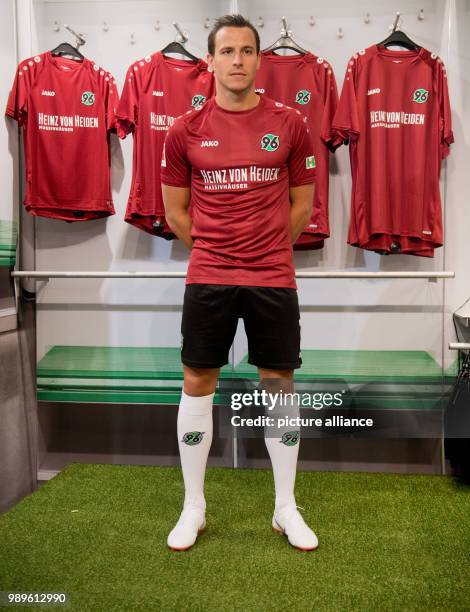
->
[181,284,302,370]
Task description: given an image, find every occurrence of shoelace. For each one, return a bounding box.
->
[277,504,307,524]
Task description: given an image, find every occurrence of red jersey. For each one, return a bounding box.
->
[117,52,213,237]
[161,95,316,288]
[332,45,454,257]
[6,53,118,221]
[256,51,339,251]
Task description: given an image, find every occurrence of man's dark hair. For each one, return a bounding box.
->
[208,14,260,55]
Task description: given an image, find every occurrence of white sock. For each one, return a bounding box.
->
[177,390,214,510]
[264,396,300,511]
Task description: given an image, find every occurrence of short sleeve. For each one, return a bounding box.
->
[288,113,316,187]
[320,62,340,152]
[105,73,119,133]
[5,56,42,126]
[116,62,141,138]
[331,56,360,145]
[438,60,454,159]
[161,119,191,187]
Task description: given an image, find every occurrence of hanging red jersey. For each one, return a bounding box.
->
[256,51,339,251]
[161,96,316,288]
[6,53,118,221]
[117,52,214,237]
[332,44,454,257]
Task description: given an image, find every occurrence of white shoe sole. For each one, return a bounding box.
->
[167,523,206,552]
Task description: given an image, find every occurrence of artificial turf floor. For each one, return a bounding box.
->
[0,464,469,611]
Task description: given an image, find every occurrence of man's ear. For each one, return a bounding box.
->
[256,53,261,70]
[206,53,214,73]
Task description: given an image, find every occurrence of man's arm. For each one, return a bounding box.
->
[162,185,193,249]
[289,183,315,243]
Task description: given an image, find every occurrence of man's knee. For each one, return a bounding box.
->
[184,366,219,396]
[258,368,294,392]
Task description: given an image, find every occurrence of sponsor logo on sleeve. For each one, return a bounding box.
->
[306,155,316,169]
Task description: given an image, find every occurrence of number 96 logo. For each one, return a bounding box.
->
[81,91,95,106]
[412,88,429,104]
[261,133,280,152]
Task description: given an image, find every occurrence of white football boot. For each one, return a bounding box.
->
[167,504,206,551]
[272,505,318,551]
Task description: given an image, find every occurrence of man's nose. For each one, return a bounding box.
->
[232,53,243,65]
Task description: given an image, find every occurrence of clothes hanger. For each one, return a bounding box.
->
[262,17,308,55]
[50,42,84,60]
[161,22,200,62]
[378,12,420,50]
[50,24,85,60]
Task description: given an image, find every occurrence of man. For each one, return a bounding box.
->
[161,14,318,551]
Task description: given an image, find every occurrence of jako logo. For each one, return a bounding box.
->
[255,88,265,93]
[367,88,381,96]
[152,90,164,97]
[201,140,219,147]
[41,90,55,96]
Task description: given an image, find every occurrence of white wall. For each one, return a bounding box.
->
[443,0,470,367]
[7,0,465,373]
[1,0,19,223]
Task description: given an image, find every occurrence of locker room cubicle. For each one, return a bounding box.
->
[4,0,470,483]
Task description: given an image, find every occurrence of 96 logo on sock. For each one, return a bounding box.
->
[182,431,205,445]
[280,431,300,446]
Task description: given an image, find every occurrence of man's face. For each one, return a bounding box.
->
[207,26,260,94]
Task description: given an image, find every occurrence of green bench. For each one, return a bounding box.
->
[37,346,456,407]
[0,220,18,267]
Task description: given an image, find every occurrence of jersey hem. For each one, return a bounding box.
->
[25,207,115,221]
[25,198,114,211]
[161,180,191,188]
[289,178,316,187]
[186,277,297,289]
